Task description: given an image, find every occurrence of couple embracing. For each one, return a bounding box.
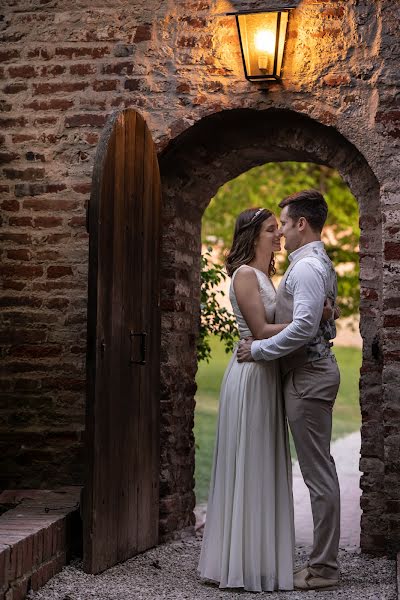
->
[198,190,341,592]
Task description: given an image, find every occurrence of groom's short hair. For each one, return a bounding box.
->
[279,189,328,232]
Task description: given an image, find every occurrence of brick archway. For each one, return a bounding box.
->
[158,108,385,555]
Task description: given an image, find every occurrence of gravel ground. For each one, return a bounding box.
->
[28,534,397,600]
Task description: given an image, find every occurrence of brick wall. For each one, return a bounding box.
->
[0,0,399,554]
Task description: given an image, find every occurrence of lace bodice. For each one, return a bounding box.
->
[229,265,276,339]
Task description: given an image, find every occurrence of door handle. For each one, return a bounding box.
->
[130,331,147,365]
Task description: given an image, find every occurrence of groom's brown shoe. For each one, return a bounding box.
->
[294,567,339,591]
[294,562,308,575]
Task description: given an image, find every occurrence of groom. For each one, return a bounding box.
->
[237,189,341,591]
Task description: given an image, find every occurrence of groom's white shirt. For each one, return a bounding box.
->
[251,241,328,361]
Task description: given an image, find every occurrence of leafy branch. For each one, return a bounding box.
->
[197,249,239,363]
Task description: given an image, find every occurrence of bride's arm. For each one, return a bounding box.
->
[233,267,288,340]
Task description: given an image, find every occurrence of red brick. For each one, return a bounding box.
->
[68,216,86,228]
[376,110,400,124]
[33,81,88,95]
[34,216,63,228]
[6,249,31,261]
[9,345,62,358]
[11,134,37,143]
[71,345,86,354]
[24,99,74,111]
[176,83,191,93]
[384,315,400,327]
[23,198,77,211]
[178,16,207,27]
[65,113,108,128]
[9,217,33,226]
[70,63,97,76]
[2,280,27,291]
[385,242,400,260]
[3,82,28,94]
[124,79,141,91]
[8,65,36,79]
[0,329,46,344]
[0,152,20,165]
[14,378,41,391]
[0,265,42,279]
[16,183,67,198]
[102,61,135,75]
[38,65,66,78]
[47,266,73,279]
[3,168,45,181]
[1,199,19,211]
[46,298,69,310]
[0,49,20,62]
[93,79,118,92]
[72,183,91,194]
[55,46,110,59]
[323,73,351,87]
[41,377,85,391]
[0,233,31,245]
[0,116,27,128]
[322,6,345,18]
[383,297,400,310]
[27,48,52,60]
[177,35,212,48]
[133,23,152,43]
[0,295,41,308]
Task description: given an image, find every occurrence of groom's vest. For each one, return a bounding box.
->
[275,244,338,376]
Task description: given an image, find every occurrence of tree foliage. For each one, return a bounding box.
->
[198,249,239,363]
[202,162,359,317]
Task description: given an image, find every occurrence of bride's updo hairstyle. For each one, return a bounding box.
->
[225,207,276,277]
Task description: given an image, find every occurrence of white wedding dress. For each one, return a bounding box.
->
[198,265,295,592]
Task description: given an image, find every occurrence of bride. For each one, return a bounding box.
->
[198,206,295,592]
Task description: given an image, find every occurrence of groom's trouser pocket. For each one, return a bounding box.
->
[285,356,340,404]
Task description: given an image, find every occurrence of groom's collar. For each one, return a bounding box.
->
[288,240,325,263]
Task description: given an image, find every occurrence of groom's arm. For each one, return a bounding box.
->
[251,259,327,362]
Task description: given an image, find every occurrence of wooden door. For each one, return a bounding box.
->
[83,109,161,574]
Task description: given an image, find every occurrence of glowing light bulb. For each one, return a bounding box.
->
[254,30,275,71]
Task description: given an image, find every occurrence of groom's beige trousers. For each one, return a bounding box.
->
[283,354,341,580]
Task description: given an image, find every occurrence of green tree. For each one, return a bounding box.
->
[202,162,359,318]
[198,249,239,362]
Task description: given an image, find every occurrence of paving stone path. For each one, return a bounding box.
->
[293,430,362,550]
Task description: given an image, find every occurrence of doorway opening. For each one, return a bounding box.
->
[194,160,362,547]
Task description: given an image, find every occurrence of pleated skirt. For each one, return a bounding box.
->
[198,349,295,592]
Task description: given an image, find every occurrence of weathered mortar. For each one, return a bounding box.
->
[0,0,399,554]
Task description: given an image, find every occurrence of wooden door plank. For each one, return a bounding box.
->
[84,109,160,574]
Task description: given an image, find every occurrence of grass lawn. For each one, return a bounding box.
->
[194,336,362,504]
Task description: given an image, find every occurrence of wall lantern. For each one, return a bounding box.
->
[227,6,296,82]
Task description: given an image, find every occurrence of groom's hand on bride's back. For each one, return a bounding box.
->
[237,338,254,363]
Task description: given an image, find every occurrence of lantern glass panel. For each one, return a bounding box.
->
[237,11,289,80]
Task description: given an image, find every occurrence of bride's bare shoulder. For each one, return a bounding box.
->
[233,266,258,288]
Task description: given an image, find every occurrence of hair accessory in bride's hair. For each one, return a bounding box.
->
[250,208,264,223]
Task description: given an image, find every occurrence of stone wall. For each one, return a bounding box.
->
[0,0,399,554]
